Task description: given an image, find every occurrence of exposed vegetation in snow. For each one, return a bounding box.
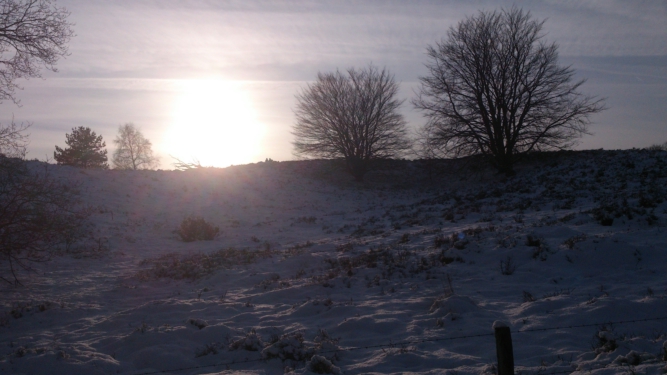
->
[1,149,667,374]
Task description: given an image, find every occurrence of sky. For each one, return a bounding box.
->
[1,0,665,168]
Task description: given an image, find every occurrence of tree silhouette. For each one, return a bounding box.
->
[293,65,411,181]
[0,157,92,285]
[54,126,109,169]
[0,120,30,158]
[0,0,74,104]
[414,7,605,175]
[112,123,159,170]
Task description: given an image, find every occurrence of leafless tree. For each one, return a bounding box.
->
[0,119,29,157]
[112,123,159,170]
[0,113,94,287]
[0,0,74,104]
[0,157,92,285]
[293,65,411,181]
[413,7,605,175]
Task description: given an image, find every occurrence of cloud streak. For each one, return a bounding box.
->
[1,0,665,166]
[58,0,666,80]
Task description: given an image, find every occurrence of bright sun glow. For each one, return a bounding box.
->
[164,79,264,168]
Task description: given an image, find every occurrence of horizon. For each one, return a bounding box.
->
[1,0,665,168]
[2,143,667,374]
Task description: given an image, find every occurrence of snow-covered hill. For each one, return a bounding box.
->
[2,149,667,375]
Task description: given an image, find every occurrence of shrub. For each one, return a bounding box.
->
[433,234,450,248]
[294,216,317,224]
[646,142,667,151]
[525,235,542,247]
[175,216,219,242]
[523,291,536,303]
[187,318,208,330]
[0,157,93,285]
[592,326,618,354]
[195,343,221,357]
[500,256,517,275]
[137,247,273,281]
[562,234,586,249]
[308,355,342,374]
[262,332,311,361]
[229,329,263,351]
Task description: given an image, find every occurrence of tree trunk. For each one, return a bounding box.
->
[346,157,367,182]
[494,150,516,177]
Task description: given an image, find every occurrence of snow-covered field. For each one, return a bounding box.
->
[2,149,667,375]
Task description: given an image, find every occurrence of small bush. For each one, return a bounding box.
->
[542,288,574,299]
[313,328,340,353]
[137,247,273,280]
[523,291,535,302]
[294,216,317,224]
[613,350,642,366]
[500,256,516,275]
[525,235,542,247]
[335,242,354,252]
[646,142,667,151]
[597,216,614,226]
[229,329,263,351]
[434,234,450,248]
[187,318,208,329]
[262,332,311,361]
[195,343,221,357]
[591,198,652,226]
[308,355,342,374]
[0,157,93,285]
[592,326,618,354]
[562,234,586,249]
[175,216,219,242]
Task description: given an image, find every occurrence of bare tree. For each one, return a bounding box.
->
[413,7,605,175]
[54,126,108,169]
[0,157,92,285]
[0,119,29,157]
[293,65,411,181]
[112,123,159,170]
[0,0,74,104]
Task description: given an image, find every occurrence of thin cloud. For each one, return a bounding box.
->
[3,0,666,164]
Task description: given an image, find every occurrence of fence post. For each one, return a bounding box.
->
[493,321,514,375]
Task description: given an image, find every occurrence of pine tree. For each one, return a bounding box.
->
[54,127,109,169]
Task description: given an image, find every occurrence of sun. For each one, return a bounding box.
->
[164,79,264,168]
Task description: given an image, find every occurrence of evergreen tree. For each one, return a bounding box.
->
[54,127,109,168]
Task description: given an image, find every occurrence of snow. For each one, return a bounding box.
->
[492,321,508,330]
[1,149,667,374]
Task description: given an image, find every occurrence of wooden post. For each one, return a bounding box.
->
[494,322,514,375]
